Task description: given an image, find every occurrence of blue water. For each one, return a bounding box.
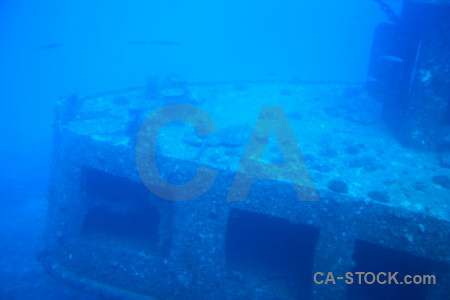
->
[2,0,447,299]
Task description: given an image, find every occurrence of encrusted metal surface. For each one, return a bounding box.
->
[42,82,450,299]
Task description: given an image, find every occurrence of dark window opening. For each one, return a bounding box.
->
[348,240,434,300]
[81,168,162,255]
[225,209,319,299]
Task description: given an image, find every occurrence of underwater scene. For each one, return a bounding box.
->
[1,0,449,299]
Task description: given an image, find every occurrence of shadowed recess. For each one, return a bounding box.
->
[225,208,319,299]
[348,240,434,300]
[81,168,161,254]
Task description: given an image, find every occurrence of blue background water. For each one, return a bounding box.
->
[0,0,399,298]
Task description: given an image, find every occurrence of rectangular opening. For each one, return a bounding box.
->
[225,209,319,299]
[348,240,434,300]
[81,168,166,255]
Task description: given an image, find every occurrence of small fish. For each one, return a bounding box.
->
[36,42,66,50]
[380,55,403,63]
[127,40,180,46]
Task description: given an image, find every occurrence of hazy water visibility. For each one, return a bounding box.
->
[0,0,394,298]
